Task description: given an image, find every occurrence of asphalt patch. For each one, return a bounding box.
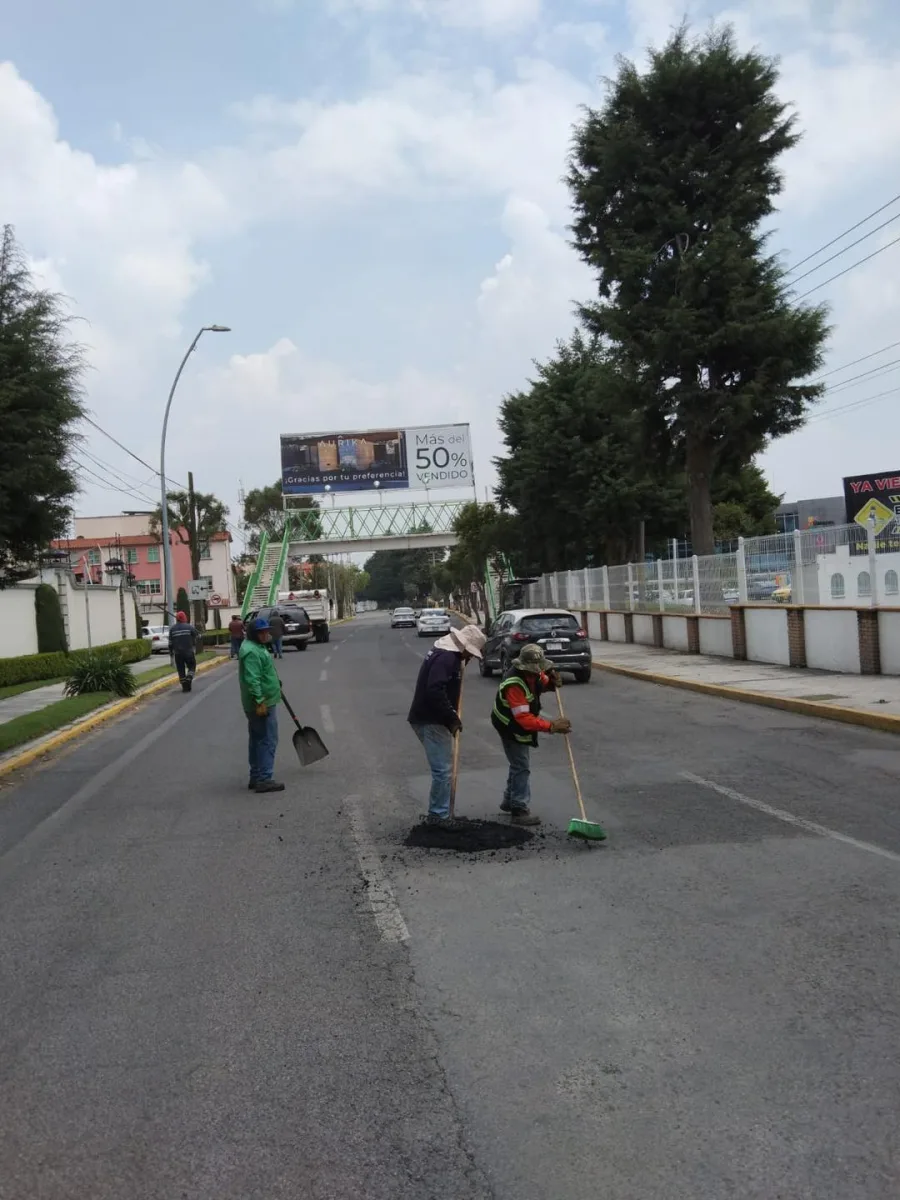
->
[404,818,534,853]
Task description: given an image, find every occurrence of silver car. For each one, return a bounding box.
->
[416,608,451,637]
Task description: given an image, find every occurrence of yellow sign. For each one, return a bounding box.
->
[853,498,896,536]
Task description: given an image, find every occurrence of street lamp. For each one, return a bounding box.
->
[159,325,230,623]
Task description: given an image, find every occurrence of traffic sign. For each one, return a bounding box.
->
[853,498,895,537]
[208,593,223,607]
[187,576,213,600]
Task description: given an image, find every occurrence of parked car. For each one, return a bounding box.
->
[481,608,592,683]
[244,604,312,651]
[143,625,170,654]
[416,608,452,637]
[390,607,416,629]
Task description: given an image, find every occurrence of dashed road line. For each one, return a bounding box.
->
[324,655,332,663]
[346,795,410,944]
[319,670,328,682]
[320,704,335,734]
[681,772,900,865]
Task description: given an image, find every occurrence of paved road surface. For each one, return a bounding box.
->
[1,613,898,1198]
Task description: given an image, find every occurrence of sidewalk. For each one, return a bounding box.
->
[591,639,900,733]
[0,654,187,725]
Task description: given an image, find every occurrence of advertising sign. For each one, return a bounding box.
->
[844,471,900,530]
[280,424,473,495]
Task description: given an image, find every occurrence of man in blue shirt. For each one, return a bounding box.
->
[169,610,198,685]
[407,624,486,827]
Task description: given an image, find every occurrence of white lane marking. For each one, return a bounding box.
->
[324,655,332,664]
[346,795,410,944]
[681,772,900,865]
[320,704,335,734]
[319,670,328,682]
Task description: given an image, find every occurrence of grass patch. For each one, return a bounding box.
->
[0,692,115,754]
[0,677,66,702]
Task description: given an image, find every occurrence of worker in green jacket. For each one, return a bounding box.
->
[239,616,284,793]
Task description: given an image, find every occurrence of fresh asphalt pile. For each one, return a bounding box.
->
[404,816,534,852]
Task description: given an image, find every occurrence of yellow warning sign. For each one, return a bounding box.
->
[853,497,896,536]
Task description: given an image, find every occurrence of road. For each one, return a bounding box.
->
[1,612,899,1198]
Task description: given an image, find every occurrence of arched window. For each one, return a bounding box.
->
[858,571,871,598]
[885,570,899,596]
[830,573,845,599]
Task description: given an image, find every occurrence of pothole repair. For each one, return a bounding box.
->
[404,818,535,853]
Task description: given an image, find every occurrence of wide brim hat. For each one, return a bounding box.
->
[434,625,486,659]
[511,643,552,674]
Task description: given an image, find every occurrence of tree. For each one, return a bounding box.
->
[176,586,190,617]
[496,332,684,568]
[151,472,227,623]
[711,462,780,541]
[0,225,85,586]
[567,24,829,553]
[243,481,321,552]
[34,583,67,652]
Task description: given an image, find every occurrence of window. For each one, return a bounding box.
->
[776,511,799,534]
[199,540,211,560]
[830,573,845,599]
[126,547,139,564]
[147,545,160,563]
[136,579,161,595]
[87,549,101,565]
[886,570,899,596]
[519,614,581,633]
[858,571,871,598]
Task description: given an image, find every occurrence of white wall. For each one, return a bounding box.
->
[699,617,733,658]
[632,614,655,646]
[744,608,790,666]
[804,609,860,673]
[75,513,154,539]
[0,586,40,657]
[586,611,604,641]
[204,540,234,605]
[662,615,690,652]
[878,611,900,675]
[815,546,900,607]
[607,612,628,643]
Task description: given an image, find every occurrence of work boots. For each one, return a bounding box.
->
[510,808,541,826]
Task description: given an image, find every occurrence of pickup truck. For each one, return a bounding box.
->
[278,590,330,642]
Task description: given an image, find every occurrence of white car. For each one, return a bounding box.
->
[416,608,451,637]
[143,625,170,654]
[391,607,416,629]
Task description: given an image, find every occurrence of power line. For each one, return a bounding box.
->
[787,191,900,275]
[813,339,900,381]
[788,209,900,285]
[807,383,900,425]
[794,233,900,300]
[822,357,900,397]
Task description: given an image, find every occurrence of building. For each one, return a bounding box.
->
[775,495,846,534]
[52,511,234,620]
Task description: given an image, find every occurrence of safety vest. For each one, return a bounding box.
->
[491,672,541,746]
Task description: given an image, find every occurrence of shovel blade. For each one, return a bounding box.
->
[292,726,329,766]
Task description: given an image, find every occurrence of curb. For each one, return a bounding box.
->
[592,658,900,736]
[0,654,234,780]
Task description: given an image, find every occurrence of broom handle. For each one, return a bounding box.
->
[449,664,466,817]
[556,685,587,822]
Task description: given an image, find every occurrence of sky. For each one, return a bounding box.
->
[3,0,900,552]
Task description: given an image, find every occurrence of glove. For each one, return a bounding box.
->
[255,702,268,718]
[549,717,571,735]
[449,718,463,736]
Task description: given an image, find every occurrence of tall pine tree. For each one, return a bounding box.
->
[0,225,85,585]
[567,25,829,553]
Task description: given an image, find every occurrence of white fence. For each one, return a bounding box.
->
[524,522,898,615]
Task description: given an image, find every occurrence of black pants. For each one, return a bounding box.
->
[174,651,196,681]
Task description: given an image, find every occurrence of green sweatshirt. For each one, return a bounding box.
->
[238,639,281,714]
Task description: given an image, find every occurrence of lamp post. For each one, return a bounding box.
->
[159,325,230,623]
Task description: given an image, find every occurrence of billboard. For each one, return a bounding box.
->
[280,424,473,495]
[843,470,900,533]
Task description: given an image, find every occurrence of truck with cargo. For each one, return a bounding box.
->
[278,590,330,642]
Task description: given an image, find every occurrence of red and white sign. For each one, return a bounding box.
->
[208,593,224,607]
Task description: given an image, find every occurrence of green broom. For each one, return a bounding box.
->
[556,686,607,841]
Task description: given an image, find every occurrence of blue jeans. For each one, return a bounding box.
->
[412,723,453,818]
[248,708,279,782]
[502,740,531,810]
[272,638,284,658]
[230,637,243,658]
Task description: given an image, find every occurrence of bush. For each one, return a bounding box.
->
[176,587,190,617]
[64,649,137,698]
[0,637,150,688]
[34,584,68,653]
[201,629,232,646]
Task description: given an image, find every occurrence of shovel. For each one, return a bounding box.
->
[448,663,467,818]
[280,687,329,766]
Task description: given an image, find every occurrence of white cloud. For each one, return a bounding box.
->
[325,0,542,32]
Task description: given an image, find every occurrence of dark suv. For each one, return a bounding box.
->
[245,605,312,651]
[480,609,592,683]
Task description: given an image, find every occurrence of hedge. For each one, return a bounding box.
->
[0,638,151,688]
[201,629,233,646]
[35,584,68,653]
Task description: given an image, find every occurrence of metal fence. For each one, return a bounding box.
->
[522,521,897,615]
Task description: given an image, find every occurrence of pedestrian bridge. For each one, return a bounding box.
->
[285,498,463,557]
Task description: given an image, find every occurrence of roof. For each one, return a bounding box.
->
[51,529,230,549]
